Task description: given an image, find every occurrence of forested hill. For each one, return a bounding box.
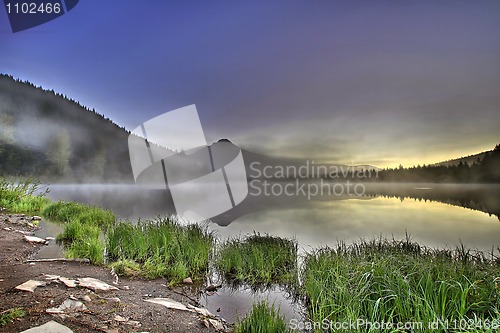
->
[378,144,500,183]
[0,74,133,182]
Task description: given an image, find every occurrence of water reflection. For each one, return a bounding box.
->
[212,197,500,253]
[43,183,500,252]
[199,285,303,325]
[40,183,500,324]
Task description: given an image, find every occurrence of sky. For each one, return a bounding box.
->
[1,0,499,167]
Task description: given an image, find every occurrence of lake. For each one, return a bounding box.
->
[38,182,500,323]
[42,182,500,252]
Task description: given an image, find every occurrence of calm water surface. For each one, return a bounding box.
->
[38,183,500,323]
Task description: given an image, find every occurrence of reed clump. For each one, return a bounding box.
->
[217,233,298,287]
[235,301,289,333]
[302,236,500,332]
[106,217,215,283]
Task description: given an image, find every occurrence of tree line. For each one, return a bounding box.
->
[378,144,500,183]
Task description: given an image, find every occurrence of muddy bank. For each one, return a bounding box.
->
[0,214,229,333]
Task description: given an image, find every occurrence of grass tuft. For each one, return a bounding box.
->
[66,237,105,264]
[110,259,141,277]
[0,308,25,327]
[235,301,289,333]
[43,201,115,229]
[106,217,214,283]
[0,177,50,213]
[217,233,298,287]
[44,201,115,264]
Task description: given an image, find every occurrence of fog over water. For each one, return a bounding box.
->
[43,183,500,253]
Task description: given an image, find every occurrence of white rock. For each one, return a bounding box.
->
[59,277,78,288]
[106,297,121,303]
[145,298,191,311]
[20,320,73,333]
[24,235,48,245]
[209,318,224,330]
[15,280,46,292]
[46,299,87,314]
[126,320,141,327]
[187,304,214,317]
[81,295,92,302]
[77,277,119,292]
[113,315,127,322]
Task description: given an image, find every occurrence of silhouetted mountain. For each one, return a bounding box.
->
[0,74,133,182]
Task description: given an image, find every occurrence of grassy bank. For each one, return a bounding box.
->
[0,177,214,283]
[302,237,500,332]
[107,218,214,281]
[0,177,50,213]
[3,177,500,331]
[217,233,298,287]
[43,201,116,265]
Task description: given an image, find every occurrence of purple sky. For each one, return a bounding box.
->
[1,0,499,167]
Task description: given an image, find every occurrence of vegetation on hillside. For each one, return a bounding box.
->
[378,144,500,183]
[0,74,132,182]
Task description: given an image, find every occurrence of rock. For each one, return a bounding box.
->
[31,216,42,221]
[24,235,49,245]
[113,315,127,322]
[205,283,222,292]
[126,320,141,328]
[20,320,73,333]
[45,236,56,241]
[77,277,119,292]
[187,304,214,317]
[113,315,140,327]
[182,277,193,285]
[81,295,92,302]
[15,280,46,292]
[145,298,190,311]
[209,318,224,330]
[46,299,87,314]
[59,277,78,288]
[106,297,121,304]
[3,227,12,231]
[146,298,216,323]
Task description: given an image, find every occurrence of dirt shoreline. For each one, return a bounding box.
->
[0,213,229,333]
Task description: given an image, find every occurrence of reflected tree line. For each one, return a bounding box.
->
[364,185,500,220]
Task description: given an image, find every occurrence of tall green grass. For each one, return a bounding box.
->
[0,177,50,213]
[217,234,298,287]
[44,201,115,264]
[302,237,500,332]
[235,301,289,333]
[106,217,214,282]
[43,201,115,229]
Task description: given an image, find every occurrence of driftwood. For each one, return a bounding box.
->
[26,258,90,263]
